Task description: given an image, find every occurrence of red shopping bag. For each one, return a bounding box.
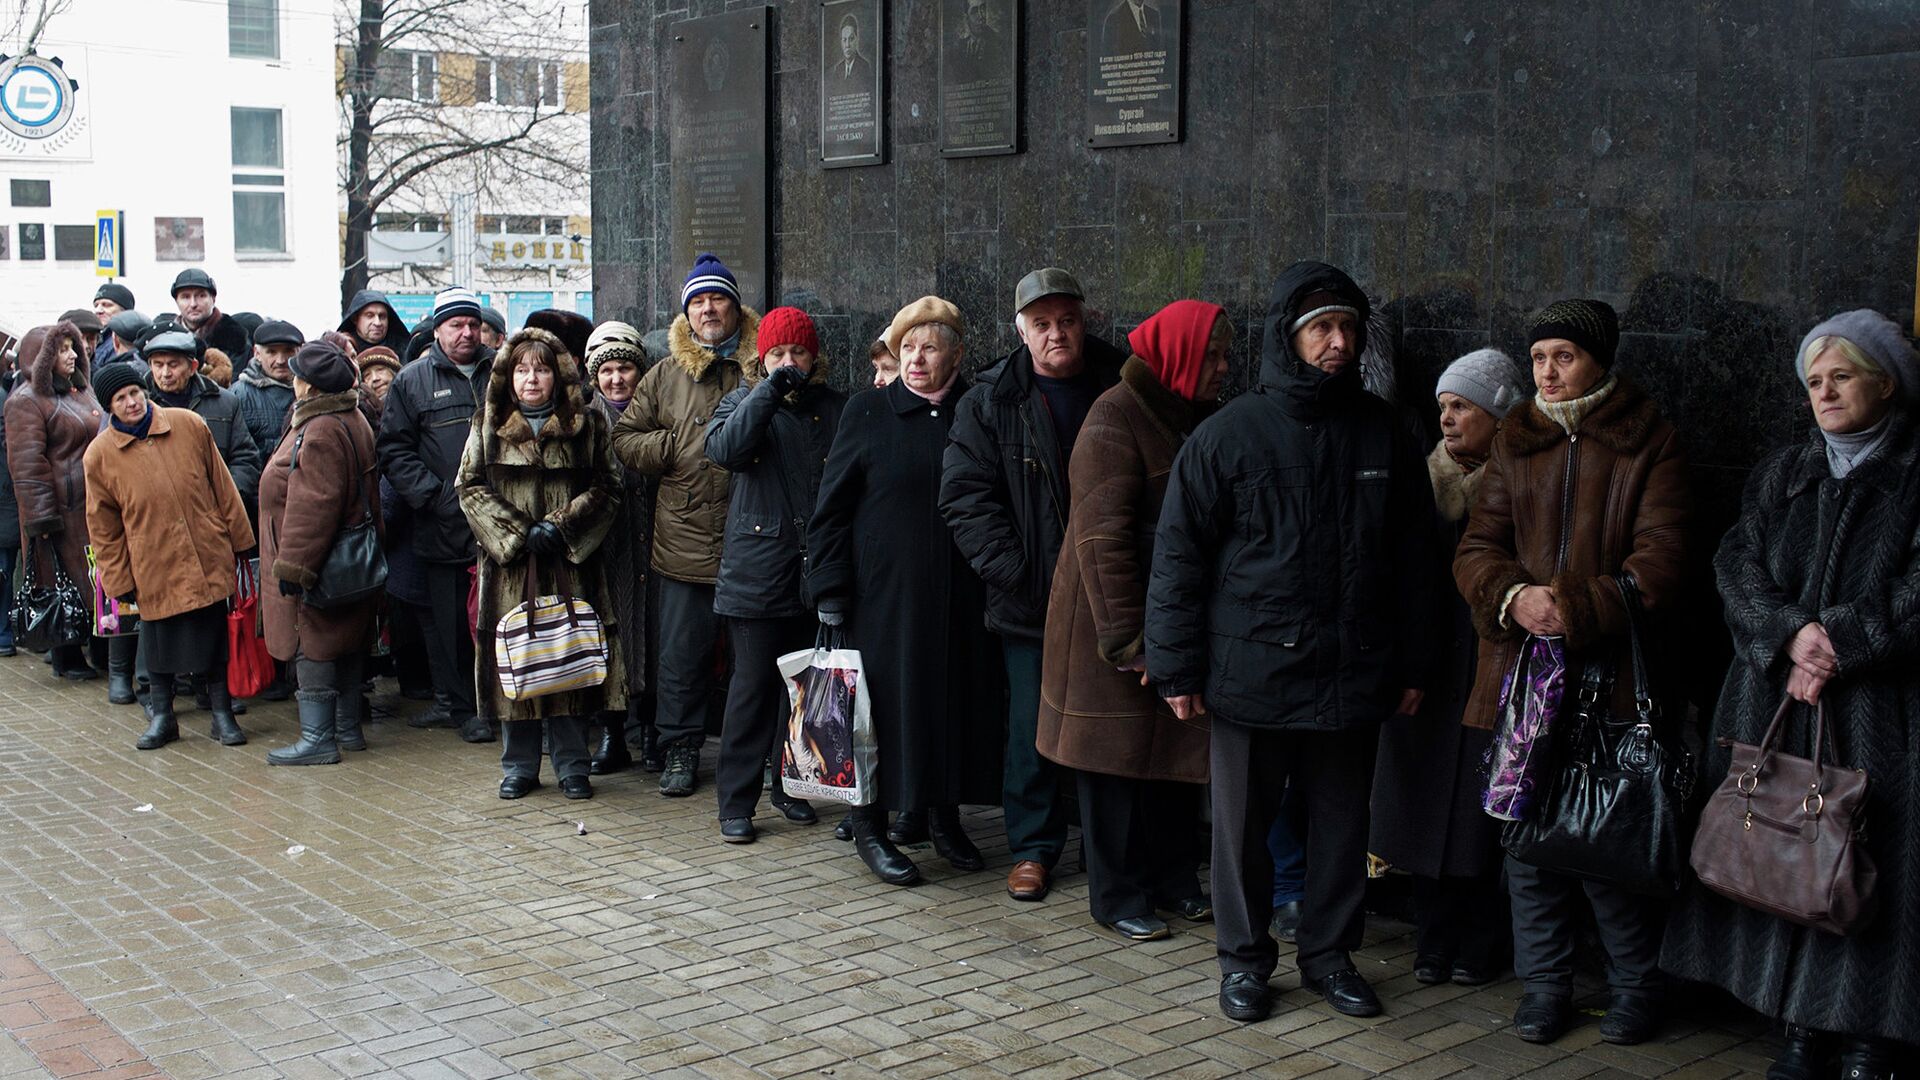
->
[227,559,275,698]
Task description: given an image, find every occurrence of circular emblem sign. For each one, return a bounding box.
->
[0,55,75,139]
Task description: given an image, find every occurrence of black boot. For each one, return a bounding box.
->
[888,809,928,844]
[336,674,368,752]
[850,806,920,886]
[834,809,855,842]
[1767,1025,1828,1080]
[192,675,246,715]
[207,680,247,746]
[927,805,984,871]
[106,636,137,705]
[1838,1036,1898,1080]
[53,643,97,681]
[410,689,458,728]
[589,721,632,775]
[268,689,341,765]
[639,722,664,772]
[135,680,178,750]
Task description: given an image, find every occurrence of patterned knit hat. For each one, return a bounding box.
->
[584,321,646,377]
[1529,299,1620,368]
[757,307,821,359]
[681,252,740,312]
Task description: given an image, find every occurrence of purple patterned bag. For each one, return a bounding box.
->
[1482,634,1567,821]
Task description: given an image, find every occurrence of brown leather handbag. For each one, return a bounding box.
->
[1689,695,1877,936]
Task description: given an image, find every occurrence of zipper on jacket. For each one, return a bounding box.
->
[1018,405,1067,533]
[1553,433,1580,574]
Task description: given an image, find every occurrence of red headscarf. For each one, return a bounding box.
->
[1128,299,1227,401]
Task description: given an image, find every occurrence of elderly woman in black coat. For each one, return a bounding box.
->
[1661,310,1920,1080]
[807,296,1003,886]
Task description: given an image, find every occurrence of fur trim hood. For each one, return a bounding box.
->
[666,307,761,383]
[25,321,90,396]
[1427,442,1484,523]
[480,326,586,445]
[201,347,234,388]
[1498,374,1663,458]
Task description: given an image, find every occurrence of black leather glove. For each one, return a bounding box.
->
[526,521,566,557]
[817,596,848,627]
[767,364,808,395]
[278,580,303,597]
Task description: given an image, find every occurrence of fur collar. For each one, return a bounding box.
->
[1427,442,1483,523]
[1120,355,1198,443]
[496,406,583,444]
[1499,373,1662,457]
[289,389,361,429]
[667,307,760,382]
[26,321,89,396]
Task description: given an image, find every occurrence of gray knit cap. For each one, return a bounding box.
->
[1796,309,1918,401]
[1435,347,1527,419]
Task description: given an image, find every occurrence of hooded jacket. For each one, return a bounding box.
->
[610,308,759,584]
[705,349,846,619]
[375,339,495,563]
[940,334,1127,640]
[338,289,412,355]
[143,370,262,508]
[4,323,101,587]
[1144,262,1438,730]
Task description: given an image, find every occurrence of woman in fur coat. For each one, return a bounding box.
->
[458,327,625,801]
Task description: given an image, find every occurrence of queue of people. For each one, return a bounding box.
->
[2,253,1914,1078]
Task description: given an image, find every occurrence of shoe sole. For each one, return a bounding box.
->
[1325,999,1383,1018]
[563,790,593,800]
[1109,927,1172,942]
[1220,1000,1271,1023]
[721,832,756,844]
[499,786,538,799]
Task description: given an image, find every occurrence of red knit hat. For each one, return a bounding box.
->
[757,306,820,359]
[1128,299,1227,401]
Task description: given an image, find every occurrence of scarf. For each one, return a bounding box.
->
[1822,414,1893,480]
[903,367,960,406]
[240,366,293,391]
[111,404,154,439]
[519,398,556,436]
[708,328,741,360]
[149,382,195,410]
[1534,373,1617,435]
[603,396,632,414]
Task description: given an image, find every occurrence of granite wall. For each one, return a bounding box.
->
[590,0,1920,508]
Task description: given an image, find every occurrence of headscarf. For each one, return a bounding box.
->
[1127,300,1226,401]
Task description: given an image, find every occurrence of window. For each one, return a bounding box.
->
[376,50,437,102]
[53,225,93,260]
[474,57,561,107]
[17,223,43,260]
[9,179,49,207]
[230,107,286,253]
[229,0,278,59]
[374,212,446,232]
[477,215,568,235]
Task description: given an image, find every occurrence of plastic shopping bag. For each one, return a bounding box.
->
[1482,634,1567,821]
[777,628,878,806]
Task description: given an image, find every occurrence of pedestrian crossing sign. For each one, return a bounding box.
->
[94,209,121,277]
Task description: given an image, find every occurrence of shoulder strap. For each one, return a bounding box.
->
[291,414,376,524]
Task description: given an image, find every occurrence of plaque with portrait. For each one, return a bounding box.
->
[668,7,771,309]
[938,0,1019,158]
[820,0,884,168]
[1087,0,1181,147]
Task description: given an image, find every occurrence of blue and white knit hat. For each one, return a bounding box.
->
[681,252,740,312]
[432,285,483,328]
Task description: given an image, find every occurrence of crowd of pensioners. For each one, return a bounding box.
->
[2,254,1915,1079]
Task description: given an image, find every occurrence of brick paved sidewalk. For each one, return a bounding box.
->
[0,658,1776,1078]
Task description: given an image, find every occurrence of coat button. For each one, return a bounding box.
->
[753,524,761,532]
[696,416,707,425]
[698,460,710,469]
[931,409,939,416]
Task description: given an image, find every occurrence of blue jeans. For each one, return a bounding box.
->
[1268,784,1306,906]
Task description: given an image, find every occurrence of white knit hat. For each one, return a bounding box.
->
[1436,347,1527,419]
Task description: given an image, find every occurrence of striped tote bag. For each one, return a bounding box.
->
[493,557,609,702]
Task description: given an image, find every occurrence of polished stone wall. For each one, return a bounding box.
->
[590,0,1920,507]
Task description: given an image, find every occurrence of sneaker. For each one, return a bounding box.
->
[659,743,698,797]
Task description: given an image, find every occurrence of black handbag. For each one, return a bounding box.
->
[294,417,388,610]
[1502,574,1694,896]
[13,538,89,652]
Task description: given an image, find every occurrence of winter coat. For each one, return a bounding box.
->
[941,337,1127,641]
[1661,415,1920,1044]
[6,324,103,587]
[1145,262,1438,730]
[147,372,262,508]
[457,327,626,723]
[379,477,429,609]
[193,311,252,376]
[0,377,21,550]
[376,342,495,564]
[808,377,1005,810]
[1369,443,1504,880]
[611,308,758,585]
[231,367,296,459]
[1037,356,1209,784]
[258,391,381,663]
[338,290,412,355]
[82,407,254,620]
[706,356,846,619]
[588,395,653,695]
[1453,375,1691,731]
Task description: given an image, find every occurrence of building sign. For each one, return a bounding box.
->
[668,8,770,308]
[820,0,884,168]
[0,49,90,159]
[94,209,121,277]
[482,234,589,268]
[938,0,1019,157]
[153,217,205,263]
[1087,0,1182,148]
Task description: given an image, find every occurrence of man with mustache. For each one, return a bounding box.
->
[613,253,759,798]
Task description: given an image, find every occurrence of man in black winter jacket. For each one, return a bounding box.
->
[376,286,496,744]
[170,269,253,376]
[1147,262,1437,1023]
[941,267,1125,902]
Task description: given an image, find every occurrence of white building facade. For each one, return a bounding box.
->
[0,0,339,337]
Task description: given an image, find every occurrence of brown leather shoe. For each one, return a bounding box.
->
[1006,860,1049,901]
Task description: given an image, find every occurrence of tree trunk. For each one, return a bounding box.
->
[340,0,384,314]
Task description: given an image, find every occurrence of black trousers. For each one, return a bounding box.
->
[1506,856,1663,998]
[1211,718,1377,982]
[419,561,476,722]
[654,576,723,748]
[501,716,591,781]
[716,614,813,820]
[1077,769,1205,924]
[1411,872,1509,969]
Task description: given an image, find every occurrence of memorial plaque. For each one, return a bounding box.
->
[820,0,884,168]
[1087,0,1181,148]
[669,7,771,308]
[938,0,1019,158]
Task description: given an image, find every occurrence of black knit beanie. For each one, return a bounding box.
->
[1529,299,1620,368]
[93,362,144,411]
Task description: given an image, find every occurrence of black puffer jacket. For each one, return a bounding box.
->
[1145,261,1437,730]
[940,336,1126,640]
[376,342,495,563]
[706,363,846,619]
[145,371,262,508]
